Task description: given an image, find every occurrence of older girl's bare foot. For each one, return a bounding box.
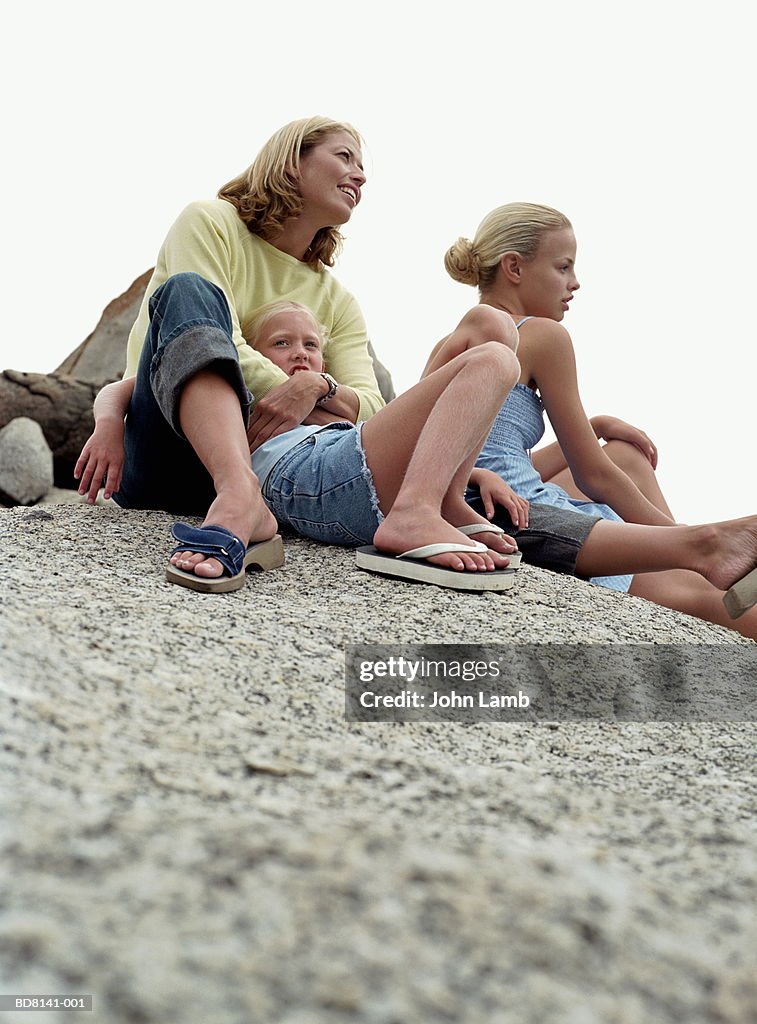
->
[441,496,519,557]
[697,517,757,593]
[374,505,511,572]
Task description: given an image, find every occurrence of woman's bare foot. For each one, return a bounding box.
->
[374,503,511,571]
[170,473,278,580]
[696,517,757,593]
[440,496,519,557]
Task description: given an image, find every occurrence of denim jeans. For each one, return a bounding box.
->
[113,272,251,515]
[466,494,599,578]
[262,422,383,546]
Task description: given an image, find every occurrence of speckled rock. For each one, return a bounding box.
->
[0,417,53,504]
[0,505,755,1024]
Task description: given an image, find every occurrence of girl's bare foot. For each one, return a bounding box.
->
[440,496,519,557]
[374,504,511,572]
[697,517,757,593]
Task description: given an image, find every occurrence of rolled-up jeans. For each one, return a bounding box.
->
[113,273,251,515]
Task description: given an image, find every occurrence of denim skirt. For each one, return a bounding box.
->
[262,422,383,546]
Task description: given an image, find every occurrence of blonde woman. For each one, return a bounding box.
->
[79,117,383,587]
[436,202,757,636]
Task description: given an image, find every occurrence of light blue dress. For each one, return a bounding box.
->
[475,352,632,593]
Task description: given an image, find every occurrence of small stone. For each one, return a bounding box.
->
[0,417,54,504]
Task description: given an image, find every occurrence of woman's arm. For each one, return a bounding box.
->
[523,320,673,526]
[246,371,360,451]
[74,377,135,503]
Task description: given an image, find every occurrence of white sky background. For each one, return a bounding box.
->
[3,1,754,525]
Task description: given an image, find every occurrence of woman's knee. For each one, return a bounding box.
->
[150,272,229,315]
[458,304,519,352]
[148,273,233,335]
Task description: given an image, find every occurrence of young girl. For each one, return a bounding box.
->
[437,202,757,636]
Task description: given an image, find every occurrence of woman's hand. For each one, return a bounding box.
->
[74,417,125,503]
[591,415,658,469]
[246,372,327,451]
[471,468,529,528]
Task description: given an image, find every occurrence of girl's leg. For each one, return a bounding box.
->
[628,570,757,640]
[575,517,757,638]
[439,428,520,555]
[362,343,520,570]
[544,440,675,520]
[421,305,519,378]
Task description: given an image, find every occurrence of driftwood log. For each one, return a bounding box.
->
[0,270,395,488]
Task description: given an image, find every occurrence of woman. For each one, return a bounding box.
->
[89,116,385,582]
[436,202,757,636]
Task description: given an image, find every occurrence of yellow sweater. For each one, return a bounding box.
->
[124,200,385,420]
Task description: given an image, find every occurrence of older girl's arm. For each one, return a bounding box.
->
[524,320,673,526]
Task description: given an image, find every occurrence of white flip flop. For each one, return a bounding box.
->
[355,542,518,592]
[458,523,522,568]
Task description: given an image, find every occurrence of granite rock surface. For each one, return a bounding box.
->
[1,505,755,1024]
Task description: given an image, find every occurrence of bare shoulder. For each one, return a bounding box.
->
[516,318,575,379]
[518,317,572,348]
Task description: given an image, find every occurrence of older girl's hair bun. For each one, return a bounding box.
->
[444,237,480,286]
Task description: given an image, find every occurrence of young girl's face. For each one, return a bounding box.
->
[254,310,325,375]
[519,228,580,321]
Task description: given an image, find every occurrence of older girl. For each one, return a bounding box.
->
[436,202,757,636]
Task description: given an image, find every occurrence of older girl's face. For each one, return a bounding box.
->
[297,131,366,226]
[519,228,580,321]
[254,310,325,375]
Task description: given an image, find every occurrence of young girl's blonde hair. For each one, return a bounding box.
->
[247,300,330,355]
[445,203,571,292]
[218,116,363,271]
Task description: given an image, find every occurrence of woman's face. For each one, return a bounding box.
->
[254,310,325,375]
[297,131,366,227]
[518,228,580,321]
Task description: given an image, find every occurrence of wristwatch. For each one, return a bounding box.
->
[316,372,338,406]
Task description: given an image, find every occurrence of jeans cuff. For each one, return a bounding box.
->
[151,325,251,437]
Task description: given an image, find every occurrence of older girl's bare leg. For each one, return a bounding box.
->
[575,517,757,638]
[543,439,675,520]
[629,570,757,640]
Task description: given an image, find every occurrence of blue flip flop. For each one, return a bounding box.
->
[166,522,284,593]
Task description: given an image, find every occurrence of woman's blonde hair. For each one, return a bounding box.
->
[246,300,330,355]
[218,116,362,271]
[445,203,572,292]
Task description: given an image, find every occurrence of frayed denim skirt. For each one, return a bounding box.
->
[262,422,384,546]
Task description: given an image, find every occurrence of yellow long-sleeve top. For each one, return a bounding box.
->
[124,199,385,421]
